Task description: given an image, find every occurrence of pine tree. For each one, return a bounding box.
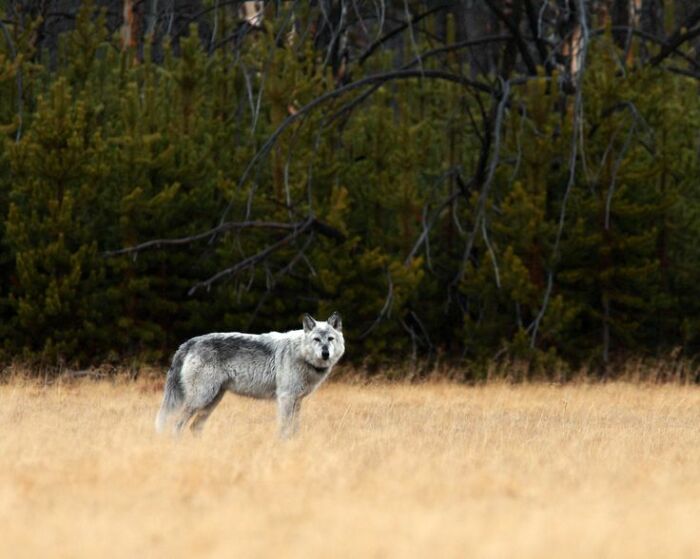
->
[5,78,109,362]
[557,45,677,363]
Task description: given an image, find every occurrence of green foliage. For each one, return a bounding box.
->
[0,6,699,375]
[5,78,108,361]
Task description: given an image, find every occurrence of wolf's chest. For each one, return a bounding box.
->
[281,367,328,396]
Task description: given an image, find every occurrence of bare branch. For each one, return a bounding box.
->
[409,310,433,355]
[356,3,452,65]
[605,104,643,231]
[523,0,551,69]
[188,218,317,296]
[402,0,423,74]
[650,7,700,67]
[664,65,700,80]
[406,35,514,68]
[246,231,317,329]
[484,0,538,75]
[325,36,511,126]
[358,269,394,340]
[482,217,501,290]
[104,218,345,257]
[400,318,418,364]
[104,221,306,256]
[530,0,590,348]
[592,26,700,70]
[404,168,469,265]
[451,78,511,288]
[0,20,23,141]
[217,68,496,229]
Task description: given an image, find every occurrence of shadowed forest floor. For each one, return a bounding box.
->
[1,378,699,558]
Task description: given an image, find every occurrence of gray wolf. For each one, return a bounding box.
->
[155,312,345,438]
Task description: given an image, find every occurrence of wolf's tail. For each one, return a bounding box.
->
[155,345,187,433]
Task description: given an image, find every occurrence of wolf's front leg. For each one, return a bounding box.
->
[277,394,302,439]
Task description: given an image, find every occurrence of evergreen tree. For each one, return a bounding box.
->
[5,78,109,362]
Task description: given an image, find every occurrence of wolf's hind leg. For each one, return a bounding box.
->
[174,406,198,434]
[189,388,226,435]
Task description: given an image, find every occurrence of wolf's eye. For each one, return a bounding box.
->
[328,337,334,341]
[313,337,321,342]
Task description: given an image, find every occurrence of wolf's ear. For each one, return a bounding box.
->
[328,311,342,331]
[302,313,316,333]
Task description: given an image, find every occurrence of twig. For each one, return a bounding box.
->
[592,26,700,70]
[105,218,345,256]
[410,310,434,356]
[482,217,501,289]
[605,109,639,231]
[188,218,316,295]
[650,7,700,66]
[0,20,23,141]
[399,318,418,364]
[105,221,307,256]
[246,231,317,329]
[524,0,551,69]
[451,78,511,287]
[356,3,452,65]
[484,0,538,75]
[530,0,590,348]
[358,270,394,339]
[402,0,423,75]
[404,168,466,265]
[325,36,511,126]
[217,68,496,229]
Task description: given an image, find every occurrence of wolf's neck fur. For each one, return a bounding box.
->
[306,362,329,374]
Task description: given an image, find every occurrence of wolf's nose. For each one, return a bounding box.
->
[322,350,330,360]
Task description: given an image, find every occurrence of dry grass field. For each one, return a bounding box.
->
[1,377,699,559]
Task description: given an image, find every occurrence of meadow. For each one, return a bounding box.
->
[1,375,699,558]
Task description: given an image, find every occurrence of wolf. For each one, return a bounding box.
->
[155,312,344,438]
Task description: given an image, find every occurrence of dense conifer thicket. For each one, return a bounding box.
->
[1,1,700,377]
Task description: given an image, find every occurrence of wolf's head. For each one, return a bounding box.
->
[300,312,345,370]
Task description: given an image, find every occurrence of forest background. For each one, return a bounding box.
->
[1,0,700,379]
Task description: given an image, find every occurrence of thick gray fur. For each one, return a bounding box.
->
[155,312,345,438]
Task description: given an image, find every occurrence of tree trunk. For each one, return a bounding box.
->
[121,0,140,50]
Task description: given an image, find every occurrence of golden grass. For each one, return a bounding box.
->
[1,378,699,558]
